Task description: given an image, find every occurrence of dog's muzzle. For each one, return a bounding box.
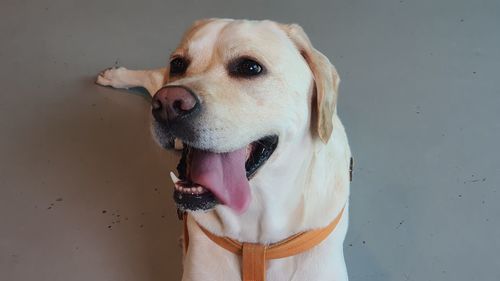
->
[151,85,279,214]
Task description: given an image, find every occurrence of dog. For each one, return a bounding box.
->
[96,18,352,281]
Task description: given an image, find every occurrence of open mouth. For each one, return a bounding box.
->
[169,135,278,213]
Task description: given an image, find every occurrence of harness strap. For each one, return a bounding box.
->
[183,206,345,281]
[242,243,266,281]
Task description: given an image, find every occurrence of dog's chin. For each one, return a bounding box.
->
[164,133,278,214]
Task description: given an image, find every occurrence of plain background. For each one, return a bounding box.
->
[1,0,499,280]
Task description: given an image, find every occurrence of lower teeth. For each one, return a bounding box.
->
[176,186,205,194]
[170,171,207,194]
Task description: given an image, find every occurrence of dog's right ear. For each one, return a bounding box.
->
[280,23,340,144]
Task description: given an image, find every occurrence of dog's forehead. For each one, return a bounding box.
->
[185,20,230,58]
[219,21,291,51]
[178,19,292,60]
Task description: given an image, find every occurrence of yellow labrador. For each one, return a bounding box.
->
[96,18,352,281]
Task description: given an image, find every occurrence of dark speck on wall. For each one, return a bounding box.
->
[396,220,405,229]
[102,210,107,214]
[56,198,63,202]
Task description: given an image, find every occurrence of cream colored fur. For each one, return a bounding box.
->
[96,18,351,281]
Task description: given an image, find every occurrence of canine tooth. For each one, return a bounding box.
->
[197,187,203,193]
[170,172,180,184]
[174,138,184,150]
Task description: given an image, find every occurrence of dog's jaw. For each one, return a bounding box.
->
[169,135,279,214]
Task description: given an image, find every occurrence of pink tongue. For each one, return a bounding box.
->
[189,148,251,213]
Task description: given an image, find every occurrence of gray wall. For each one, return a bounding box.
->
[1,0,499,280]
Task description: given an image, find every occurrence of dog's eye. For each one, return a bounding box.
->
[229,58,264,78]
[170,57,188,76]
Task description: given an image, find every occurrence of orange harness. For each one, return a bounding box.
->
[182,206,345,281]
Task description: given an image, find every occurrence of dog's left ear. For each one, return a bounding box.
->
[280,24,340,143]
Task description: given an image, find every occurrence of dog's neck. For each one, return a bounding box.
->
[192,115,351,244]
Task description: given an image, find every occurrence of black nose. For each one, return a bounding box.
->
[152,86,200,122]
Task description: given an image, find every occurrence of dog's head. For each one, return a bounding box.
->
[152,19,340,215]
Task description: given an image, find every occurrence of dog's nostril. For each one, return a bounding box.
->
[152,100,162,111]
[172,100,184,113]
